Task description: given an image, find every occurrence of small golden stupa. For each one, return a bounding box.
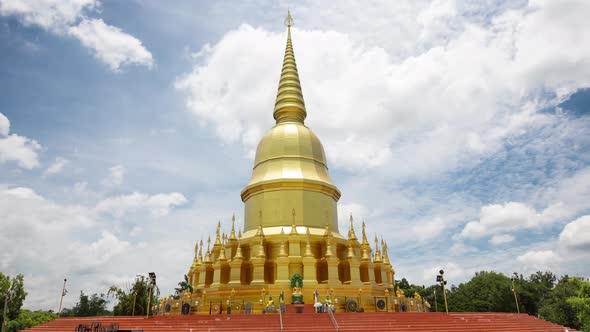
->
[162,12,428,314]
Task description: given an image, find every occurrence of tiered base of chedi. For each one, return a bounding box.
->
[156,12,429,315]
[158,215,429,315]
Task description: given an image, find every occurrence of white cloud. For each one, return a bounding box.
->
[0,113,41,169]
[68,18,154,71]
[0,112,9,136]
[101,164,125,187]
[559,215,590,252]
[95,192,187,217]
[0,0,153,71]
[0,0,97,31]
[45,156,69,175]
[460,201,571,239]
[516,250,561,271]
[412,217,448,241]
[177,0,590,174]
[0,186,189,309]
[489,234,515,245]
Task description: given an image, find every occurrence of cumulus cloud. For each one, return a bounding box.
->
[176,0,590,174]
[95,192,188,217]
[0,0,97,31]
[0,112,9,136]
[0,187,188,309]
[101,164,125,187]
[0,112,41,169]
[460,201,572,239]
[0,0,153,71]
[516,250,561,271]
[68,18,154,71]
[559,215,590,252]
[45,156,69,175]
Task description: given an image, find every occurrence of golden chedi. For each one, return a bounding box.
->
[163,12,428,315]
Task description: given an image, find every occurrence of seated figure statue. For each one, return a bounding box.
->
[264,295,276,313]
[291,279,303,304]
[323,295,334,313]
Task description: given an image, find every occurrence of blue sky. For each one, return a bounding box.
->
[1,0,589,310]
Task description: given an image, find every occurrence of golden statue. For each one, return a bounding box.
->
[414,292,421,300]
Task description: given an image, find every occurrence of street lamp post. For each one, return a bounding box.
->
[146,272,156,318]
[57,278,67,316]
[511,278,520,314]
[436,270,449,315]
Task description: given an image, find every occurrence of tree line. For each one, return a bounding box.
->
[396,271,590,331]
[2,271,589,331]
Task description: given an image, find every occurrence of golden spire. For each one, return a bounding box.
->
[257,233,266,258]
[373,234,382,263]
[325,234,334,258]
[273,10,307,124]
[279,238,288,257]
[197,239,203,264]
[233,238,244,260]
[361,220,369,246]
[205,236,212,263]
[230,214,237,240]
[219,240,227,261]
[382,239,391,265]
[215,221,222,246]
[347,243,355,259]
[304,228,313,257]
[290,208,298,235]
[348,213,357,241]
[256,209,264,237]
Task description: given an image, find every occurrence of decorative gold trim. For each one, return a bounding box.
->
[241,179,341,202]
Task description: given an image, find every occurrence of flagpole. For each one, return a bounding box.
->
[58,278,67,316]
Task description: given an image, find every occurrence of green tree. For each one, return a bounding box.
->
[513,271,556,315]
[4,310,57,332]
[395,278,411,291]
[567,280,590,331]
[1,273,28,328]
[62,291,110,317]
[538,275,582,329]
[448,271,515,312]
[173,275,193,300]
[108,276,157,316]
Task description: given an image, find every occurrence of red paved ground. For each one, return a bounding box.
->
[24,311,577,332]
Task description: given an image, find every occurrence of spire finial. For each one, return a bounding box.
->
[215,221,221,245]
[348,213,357,241]
[290,208,298,235]
[284,9,294,28]
[361,220,369,246]
[230,214,237,240]
[274,10,306,124]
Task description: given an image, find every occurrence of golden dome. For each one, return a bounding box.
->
[245,122,335,187]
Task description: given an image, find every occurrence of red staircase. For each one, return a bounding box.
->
[24,311,576,332]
